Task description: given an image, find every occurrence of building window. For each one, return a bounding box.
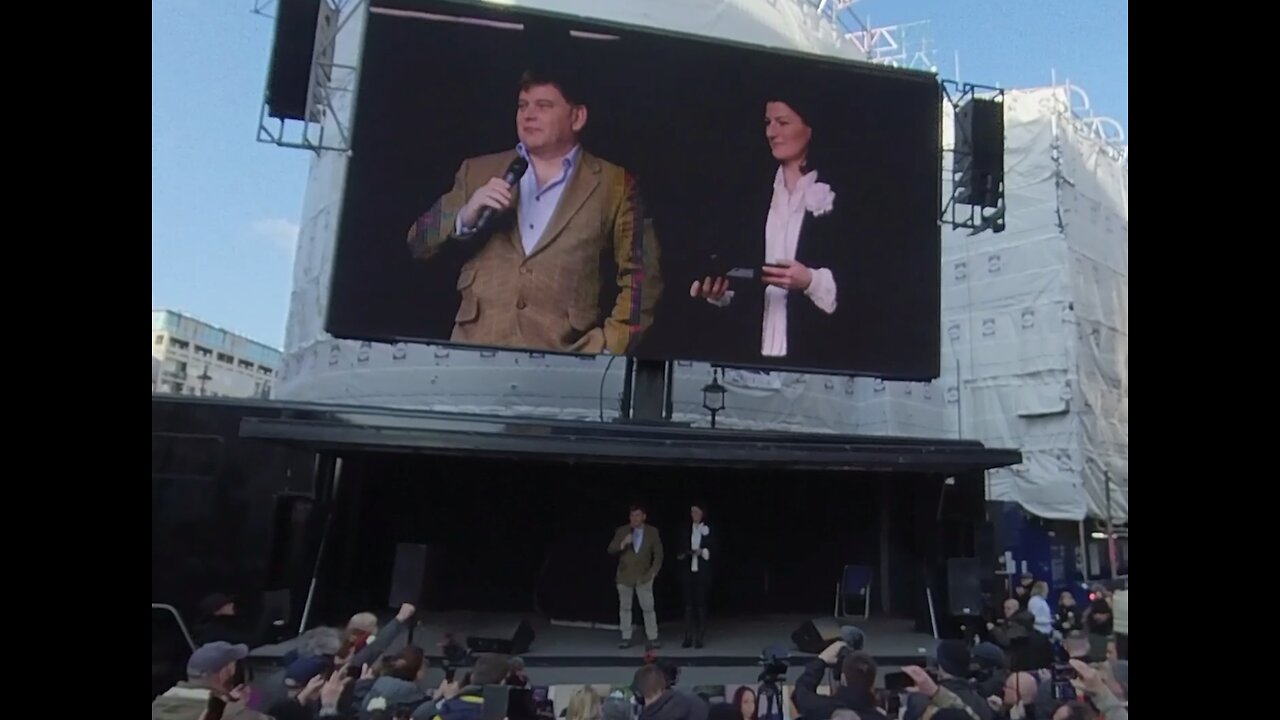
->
[259,367,274,376]
[217,353,234,364]
[170,382,185,394]
[155,334,165,346]
[170,338,190,351]
[194,345,213,358]
[239,360,255,371]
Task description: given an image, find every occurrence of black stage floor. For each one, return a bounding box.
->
[252,613,937,670]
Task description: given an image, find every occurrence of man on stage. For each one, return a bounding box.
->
[609,505,664,649]
[405,67,663,355]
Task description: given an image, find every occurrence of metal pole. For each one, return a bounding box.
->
[663,360,675,420]
[1078,520,1090,580]
[1104,472,1117,580]
[299,455,342,634]
[619,357,635,420]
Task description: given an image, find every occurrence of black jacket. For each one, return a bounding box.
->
[706,174,855,371]
[676,524,718,576]
[903,677,992,720]
[640,690,709,720]
[792,659,887,720]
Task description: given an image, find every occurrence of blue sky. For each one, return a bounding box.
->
[151,0,1126,350]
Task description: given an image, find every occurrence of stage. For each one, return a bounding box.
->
[249,613,939,685]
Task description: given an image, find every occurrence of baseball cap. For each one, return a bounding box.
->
[187,641,250,677]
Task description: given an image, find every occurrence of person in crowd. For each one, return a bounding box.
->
[603,696,636,720]
[971,642,1010,700]
[987,598,1023,648]
[985,671,1038,720]
[1081,599,1112,660]
[1027,582,1053,636]
[730,687,757,720]
[1048,661,1126,720]
[635,661,709,720]
[903,640,992,720]
[1032,633,1095,720]
[567,686,604,720]
[152,640,266,720]
[1052,592,1081,638]
[1005,611,1054,673]
[899,665,991,720]
[1012,575,1035,609]
[355,645,430,717]
[792,639,886,720]
[414,652,513,720]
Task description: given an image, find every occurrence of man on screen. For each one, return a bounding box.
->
[406,68,663,355]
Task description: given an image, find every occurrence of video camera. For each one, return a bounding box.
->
[757,645,790,684]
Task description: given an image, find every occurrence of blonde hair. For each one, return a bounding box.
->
[347,612,379,634]
[566,686,603,720]
[1031,581,1049,597]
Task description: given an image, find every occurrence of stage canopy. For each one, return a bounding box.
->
[238,400,1020,475]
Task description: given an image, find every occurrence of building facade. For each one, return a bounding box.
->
[152,310,282,398]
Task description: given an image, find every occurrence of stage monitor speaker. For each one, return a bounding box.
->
[953,98,1004,209]
[791,617,842,654]
[946,557,983,616]
[265,0,336,121]
[466,619,535,655]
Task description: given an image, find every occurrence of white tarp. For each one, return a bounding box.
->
[275,2,1127,522]
[462,0,865,62]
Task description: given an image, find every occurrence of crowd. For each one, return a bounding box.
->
[153,579,1127,720]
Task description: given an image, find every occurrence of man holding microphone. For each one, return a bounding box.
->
[609,505,663,649]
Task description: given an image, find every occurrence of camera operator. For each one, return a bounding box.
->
[1049,661,1126,720]
[792,640,885,720]
[903,641,992,720]
[898,666,985,720]
[1031,632,1089,720]
[634,660,708,720]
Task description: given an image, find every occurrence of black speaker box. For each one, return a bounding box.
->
[265,0,322,120]
[791,617,842,654]
[953,98,1004,208]
[466,619,536,655]
[946,557,983,616]
[387,543,449,609]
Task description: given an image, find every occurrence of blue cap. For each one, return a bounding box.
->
[187,641,249,677]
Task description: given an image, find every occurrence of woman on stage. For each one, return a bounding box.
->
[679,502,716,648]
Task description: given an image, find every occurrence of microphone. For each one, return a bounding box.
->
[472,156,529,235]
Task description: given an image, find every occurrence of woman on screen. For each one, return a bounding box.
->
[689,96,850,368]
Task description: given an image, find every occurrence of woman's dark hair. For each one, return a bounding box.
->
[731,686,756,718]
[763,94,826,178]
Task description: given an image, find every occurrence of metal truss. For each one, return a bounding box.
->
[940,80,1007,235]
[254,0,368,154]
[800,1,938,71]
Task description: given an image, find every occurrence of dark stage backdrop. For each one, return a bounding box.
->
[327,1,942,380]
[315,453,969,628]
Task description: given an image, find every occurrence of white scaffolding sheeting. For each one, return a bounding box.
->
[275,3,1127,522]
